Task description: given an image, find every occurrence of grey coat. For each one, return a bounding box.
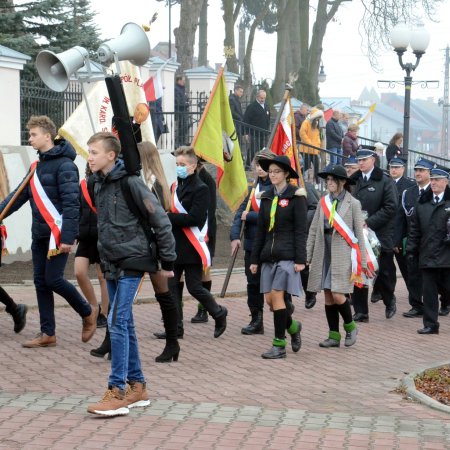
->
[307,191,367,294]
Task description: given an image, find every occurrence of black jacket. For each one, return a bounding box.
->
[392,176,415,247]
[351,166,398,251]
[230,177,272,252]
[167,172,210,265]
[325,117,344,149]
[243,100,270,131]
[250,184,308,265]
[402,184,431,233]
[93,160,176,272]
[0,139,80,244]
[198,167,217,257]
[406,186,450,268]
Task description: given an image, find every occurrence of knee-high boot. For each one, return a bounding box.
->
[155,291,180,363]
[154,282,184,339]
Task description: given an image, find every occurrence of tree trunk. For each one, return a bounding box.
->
[174,0,204,74]
[222,0,243,75]
[198,0,208,66]
[243,0,273,93]
[272,0,288,102]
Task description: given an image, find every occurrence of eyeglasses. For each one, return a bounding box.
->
[268,169,284,174]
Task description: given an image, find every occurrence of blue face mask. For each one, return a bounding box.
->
[176,166,189,179]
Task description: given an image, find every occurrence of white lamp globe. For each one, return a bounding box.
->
[410,24,430,53]
[390,22,411,51]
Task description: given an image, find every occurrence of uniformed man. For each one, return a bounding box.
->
[388,157,415,293]
[401,158,433,317]
[350,149,398,321]
[406,168,450,334]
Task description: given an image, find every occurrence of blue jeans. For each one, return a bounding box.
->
[329,147,343,165]
[32,238,91,336]
[107,275,145,390]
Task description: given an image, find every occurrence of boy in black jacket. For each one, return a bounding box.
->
[86,132,176,418]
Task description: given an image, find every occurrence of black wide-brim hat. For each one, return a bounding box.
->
[258,155,299,179]
[318,164,355,184]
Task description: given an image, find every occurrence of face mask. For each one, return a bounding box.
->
[176,166,189,179]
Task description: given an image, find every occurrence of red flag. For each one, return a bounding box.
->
[324,108,334,122]
[144,70,163,102]
[271,99,299,183]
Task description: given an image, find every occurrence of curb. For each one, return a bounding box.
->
[402,361,450,414]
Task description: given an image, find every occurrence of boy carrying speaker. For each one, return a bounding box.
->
[85,132,176,417]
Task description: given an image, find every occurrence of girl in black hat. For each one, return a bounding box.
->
[250,155,307,359]
[307,165,367,348]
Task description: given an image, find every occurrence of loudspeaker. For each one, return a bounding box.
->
[36,46,88,92]
[97,22,150,66]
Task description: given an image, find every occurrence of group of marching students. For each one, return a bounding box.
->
[1,114,450,418]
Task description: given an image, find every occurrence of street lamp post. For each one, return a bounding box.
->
[390,22,430,154]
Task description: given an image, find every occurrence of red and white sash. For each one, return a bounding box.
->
[29,161,63,257]
[171,182,211,268]
[320,195,363,284]
[250,183,261,212]
[0,223,8,256]
[80,179,97,213]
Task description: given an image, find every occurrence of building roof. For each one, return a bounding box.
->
[0,45,31,61]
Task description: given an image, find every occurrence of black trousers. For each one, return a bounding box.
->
[353,250,396,315]
[244,251,264,310]
[169,263,221,318]
[406,257,424,311]
[421,268,450,329]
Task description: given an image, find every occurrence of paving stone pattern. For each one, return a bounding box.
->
[0,273,450,449]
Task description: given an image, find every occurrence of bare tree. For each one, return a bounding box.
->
[173,0,204,74]
[222,0,244,74]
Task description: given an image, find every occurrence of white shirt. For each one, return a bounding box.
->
[362,167,375,181]
[433,192,444,203]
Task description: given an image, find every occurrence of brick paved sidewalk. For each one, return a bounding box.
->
[0,270,449,449]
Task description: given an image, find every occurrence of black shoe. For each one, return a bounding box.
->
[439,306,450,317]
[214,307,228,338]
[97,314,107,328]
[191,308,208,323]
[370,292,382,303]
[90,332,111,358]
[353,313,369,323]
[241,308,264,335]
[417,326,439,335]
[155,342,180,363]
[402,308,423,318]
[385,304,397,319]
[11,304,28,334]
[289,322,302,353]
[305,294,317,310]
[154,328,184,339]
[261,346,286,359]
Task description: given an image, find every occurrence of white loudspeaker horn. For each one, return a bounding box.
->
[36,46,89,92]
[97,22,151,66]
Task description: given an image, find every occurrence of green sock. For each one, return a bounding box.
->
[272,338,286,347]
[343,321,357,332]
[287,319,300,335]
[197,303,205,311]
[329,330,341,341]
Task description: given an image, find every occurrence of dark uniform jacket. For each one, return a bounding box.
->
[229,93,244,136]
[351,166,398,251]
[402,184,431,233]
[392,176,415,248]
[0,139,80,244]
[230,177,272,252]
[406,186,450,268]
[250,184,308,265]
[167,172,209,265]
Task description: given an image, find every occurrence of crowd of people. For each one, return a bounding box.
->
[0,92,448,419]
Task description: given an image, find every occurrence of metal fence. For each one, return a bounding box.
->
[20,78,82,145]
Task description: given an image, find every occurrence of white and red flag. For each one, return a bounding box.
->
[144,69,163,102]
